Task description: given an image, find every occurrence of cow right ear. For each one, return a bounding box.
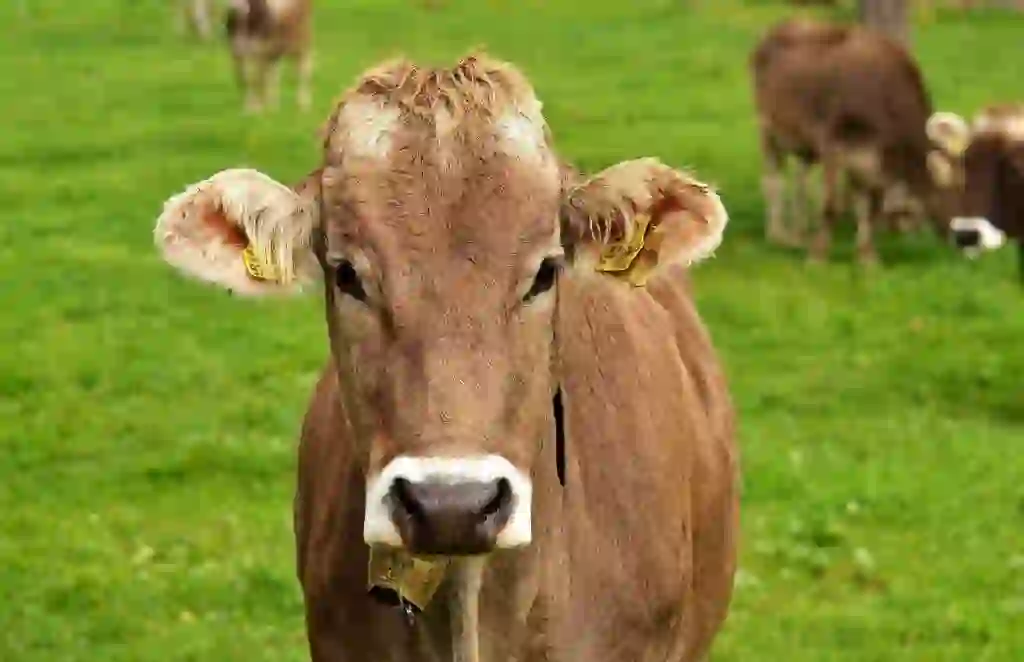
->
[154,168,321,296]
[559,158,728,287]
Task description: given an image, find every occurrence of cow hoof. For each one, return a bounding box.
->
[767,230,803,249]
[780,234,805,249]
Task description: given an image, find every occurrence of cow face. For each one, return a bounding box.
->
[153,54,728,557]
[927,108,1024,257]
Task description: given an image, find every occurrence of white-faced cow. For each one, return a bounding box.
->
[225,0,313,113]
[152,54,739,662]
[930,103,1024,280]
[751,18,961,264]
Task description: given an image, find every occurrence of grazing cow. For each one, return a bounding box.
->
[751,18,960,264]
[225,0,314,113]
[176,0,215,40]
[153,53,739,662]
[930,104,1024,280]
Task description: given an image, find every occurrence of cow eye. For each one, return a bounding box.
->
[523,257,561,303]
[334,260,368,302]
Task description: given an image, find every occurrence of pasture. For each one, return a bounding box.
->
[1,0,1022,660]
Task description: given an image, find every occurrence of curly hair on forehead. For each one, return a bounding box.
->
[317,52,542,143]
[356,53,535,116]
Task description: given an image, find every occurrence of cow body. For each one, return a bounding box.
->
[296,267,738,662]
[225,0,313,112]
[751,18,956,264]
[153,54,738,662]
[936,104,1024,280]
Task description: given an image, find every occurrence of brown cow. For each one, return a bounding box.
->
[751,18,959,264]
[930,104,1024,280]
[225,0,314,113]
[152,53,739,662]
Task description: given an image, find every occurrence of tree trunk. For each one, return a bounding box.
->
[859,0,910,44]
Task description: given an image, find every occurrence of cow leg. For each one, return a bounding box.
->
[809,156,841,263]
[264,58,282,111]
[247,57,271,114]
[760,132,798,246]
[191,0,213,41]
[791,158,813,244]
[297,50,314,111]
[854,188,882,266]
[231,50,259,114]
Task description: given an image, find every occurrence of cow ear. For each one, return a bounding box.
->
[560,158,728,286]
[154,168,321,296]
[1006,140,1024,174]
[927,111,971,156]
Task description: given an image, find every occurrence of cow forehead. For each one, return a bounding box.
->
[973,104,1024,140]
[322,55,558,174]
[319,55,562,265]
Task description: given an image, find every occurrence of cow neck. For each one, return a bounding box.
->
[449,557,485,662]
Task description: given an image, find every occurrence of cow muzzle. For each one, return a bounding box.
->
[950,216,1006,257]
[363,455,533,555]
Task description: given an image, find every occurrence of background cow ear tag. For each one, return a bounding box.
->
[367,547,450,612]
[595,213,660,287]
[947,133,969,157]
[241,244,282,282]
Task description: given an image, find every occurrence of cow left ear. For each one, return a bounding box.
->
[560,158,728,286]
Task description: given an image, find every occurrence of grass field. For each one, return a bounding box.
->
[2,0,1023,660]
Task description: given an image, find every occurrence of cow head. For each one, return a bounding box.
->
[927,106,1024,257]
[153,54,728,557]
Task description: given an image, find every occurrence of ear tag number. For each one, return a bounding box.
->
[242,245,282,282]
[596,213,660,287]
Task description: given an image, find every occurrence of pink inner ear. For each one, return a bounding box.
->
[650,184,710,231]
[650,193,683,221]
[197,200,248,249]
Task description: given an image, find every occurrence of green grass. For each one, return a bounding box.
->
[2,0,1022,660]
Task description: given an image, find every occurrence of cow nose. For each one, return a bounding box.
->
[388,477,514,555]
[954,228,981,249]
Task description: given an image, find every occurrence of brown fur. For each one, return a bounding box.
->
[292,55,738,661]
[225,0,314,113]
[750,18,952,264]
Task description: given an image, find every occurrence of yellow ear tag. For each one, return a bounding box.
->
[367,547,451,611]
[948,134,969,157]
[242,244,282,283]
[595,213,660,287]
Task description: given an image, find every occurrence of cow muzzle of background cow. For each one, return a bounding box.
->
[950,216,1007,258]
[363,455,533,555]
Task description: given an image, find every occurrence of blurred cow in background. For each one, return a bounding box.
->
[930,104,1024,280]
[750,18,961,265]
[226,0,314,113]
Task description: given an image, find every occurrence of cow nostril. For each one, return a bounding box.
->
[391,478,425,522]
[954,229,981,248]
[479,478,513,519]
